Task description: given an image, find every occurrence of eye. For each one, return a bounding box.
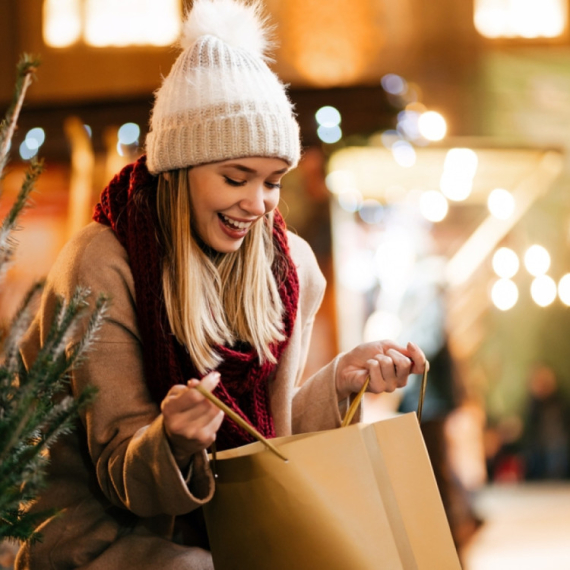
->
[265,181,282,190]
[223,176,246,187]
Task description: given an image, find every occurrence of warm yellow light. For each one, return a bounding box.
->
[325,170,356,194]
[491,278,518,311]
[558,274,570,305]
[281,0,377,86]
[474,0,566,39]
[84,0,180,47]
[418,111,447,141]
[391,141,416,168]
[492,247,519,278]
[43,0,82,47]
[419,190,448,222]
[488,188,515,219]
[440,148,478,201]
[524,245,551,276]
[363,311,402,342]
[531,275,557,307]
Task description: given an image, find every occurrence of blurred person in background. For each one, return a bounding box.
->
[523,364,570,480]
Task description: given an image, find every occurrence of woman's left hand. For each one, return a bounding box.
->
[335,340,426,401]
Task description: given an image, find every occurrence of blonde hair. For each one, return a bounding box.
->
[156,169,286,374]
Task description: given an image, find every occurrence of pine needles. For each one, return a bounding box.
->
[0,55,109,543]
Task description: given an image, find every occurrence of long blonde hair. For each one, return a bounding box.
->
[156,169,286,374]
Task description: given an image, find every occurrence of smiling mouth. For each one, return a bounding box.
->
[218,213,254,231]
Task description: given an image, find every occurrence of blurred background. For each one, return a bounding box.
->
[2,0,570,568]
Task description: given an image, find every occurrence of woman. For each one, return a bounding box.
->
[16,1,426,568]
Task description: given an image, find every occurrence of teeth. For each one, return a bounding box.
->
[221,214,252,230]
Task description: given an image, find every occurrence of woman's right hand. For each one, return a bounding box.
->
[161,371,225,470]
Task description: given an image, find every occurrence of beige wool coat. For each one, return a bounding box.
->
[16,222,351,570]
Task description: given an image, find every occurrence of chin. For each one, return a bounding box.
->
[212,238,245,254]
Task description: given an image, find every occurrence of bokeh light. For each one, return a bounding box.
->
[19,141,38,160]
[440,148,478,201]
[325,170,357,194]
[315,106,341,128]
[488,188,515,220]
[317,125,342,144]
[338,189,363,213]
[419,190,448,222]
[492,247,519,279]
[381,74,407,95]
[524,245,550,276]
[26,128,46,149]
[531,275,557,307]
[118,122,140,145]
[391,140,416,168]
[358,199,383,225]
[491,278,518,311]
[558,274,570,306]
[418,111,447,141]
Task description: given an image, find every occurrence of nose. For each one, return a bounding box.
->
[239,183,266,216]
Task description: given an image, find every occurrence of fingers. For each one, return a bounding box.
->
[406,342,428,374]
[162,372,220,415]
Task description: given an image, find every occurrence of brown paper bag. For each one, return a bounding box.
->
[202,412,462,570]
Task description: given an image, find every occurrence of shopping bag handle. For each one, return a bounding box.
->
[193,384,288,461]
[341,361,430,428]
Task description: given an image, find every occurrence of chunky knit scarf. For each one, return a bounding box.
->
[93,155,299,450]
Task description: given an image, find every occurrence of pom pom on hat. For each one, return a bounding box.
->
[180,0,274,60]
[146,0,301,174]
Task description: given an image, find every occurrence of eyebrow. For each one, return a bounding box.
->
[222,164,289,175]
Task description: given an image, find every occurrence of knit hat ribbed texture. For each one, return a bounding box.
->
[146,0,301,174]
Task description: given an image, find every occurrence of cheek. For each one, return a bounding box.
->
[266,192,280,213]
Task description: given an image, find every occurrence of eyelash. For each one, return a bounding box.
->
[223,176,281,190]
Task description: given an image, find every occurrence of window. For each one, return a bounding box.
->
[43,0,181,48]
[474,0,567,39]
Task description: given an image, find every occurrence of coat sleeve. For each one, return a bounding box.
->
[43,225,215,518]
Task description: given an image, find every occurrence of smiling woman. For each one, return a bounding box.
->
[16,1,426,569]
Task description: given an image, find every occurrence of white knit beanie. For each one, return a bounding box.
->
[146,0,301,174]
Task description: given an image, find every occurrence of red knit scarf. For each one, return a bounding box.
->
[93,155,299,450]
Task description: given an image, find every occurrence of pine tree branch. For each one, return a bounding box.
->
[0,54,40,180]
[2,280,44,372]
[0,159,44,281]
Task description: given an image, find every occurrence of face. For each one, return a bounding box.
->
[188,156,290,253]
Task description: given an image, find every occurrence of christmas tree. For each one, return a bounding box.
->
[0,55,108,543]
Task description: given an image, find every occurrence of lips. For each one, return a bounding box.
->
[217,213,255,240]
[219,213,254,230]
